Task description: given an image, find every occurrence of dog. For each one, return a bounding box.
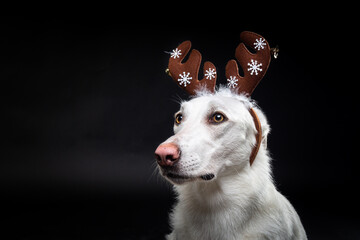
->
[155,87,307,240]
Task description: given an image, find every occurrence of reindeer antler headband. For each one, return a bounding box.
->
[165,31,274,166]
[166,31,271,96]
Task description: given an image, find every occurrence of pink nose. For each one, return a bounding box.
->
[155,143,180,168]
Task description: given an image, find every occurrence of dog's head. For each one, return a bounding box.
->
[155,88,270,185]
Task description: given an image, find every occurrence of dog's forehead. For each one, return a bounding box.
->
[181,95,248,113]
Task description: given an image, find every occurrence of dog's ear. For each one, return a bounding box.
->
[262,128,269,150]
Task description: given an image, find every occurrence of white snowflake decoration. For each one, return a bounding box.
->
[178,72,192,87]
[170,48,182,59]
[227,76,238,89]
[204,68,216,80]
[253,38,266,50]
[247,59,263,75]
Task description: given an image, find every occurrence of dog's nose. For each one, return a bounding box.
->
[155,143,180,168]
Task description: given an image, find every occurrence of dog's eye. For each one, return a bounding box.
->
[210,112,227,124]
[175,113,183,125]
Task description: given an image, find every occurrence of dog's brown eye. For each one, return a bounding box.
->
[211,112,226,124]
[175,113,183,125]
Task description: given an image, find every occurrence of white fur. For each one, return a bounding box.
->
[158,87,307,240]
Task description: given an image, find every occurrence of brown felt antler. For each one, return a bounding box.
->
[225,31,271,96]
[167,41,217,95]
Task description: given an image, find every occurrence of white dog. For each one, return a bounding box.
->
[155,87,307,240]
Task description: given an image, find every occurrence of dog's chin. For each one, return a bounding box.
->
[164,172,216,185]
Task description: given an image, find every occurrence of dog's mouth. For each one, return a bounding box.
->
[200,173,215,181]
[167,173,189,180]
[165,172,215,184]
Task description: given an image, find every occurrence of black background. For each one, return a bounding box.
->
[2,15,358,239]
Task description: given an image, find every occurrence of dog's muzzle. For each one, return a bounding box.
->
[155,142,215,184]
